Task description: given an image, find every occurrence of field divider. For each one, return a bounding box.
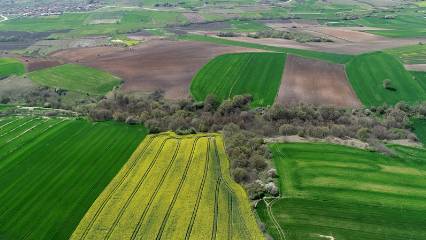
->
[0,118,19,130]
[211,177,221,240]
[78,135,162,240]
[5,119,50,144]
[155,136,203,240]
[185,138,212,240]
[130,139,183,240]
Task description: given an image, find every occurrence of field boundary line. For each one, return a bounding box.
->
[0,118,18,130]
[78,135,162,240]
[155,137,203,240]
[104,137,173,240]
[264,197,286,240]
[130,139,182,240]
[185,139,212,240]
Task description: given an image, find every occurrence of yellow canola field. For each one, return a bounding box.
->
[71,132,264,240]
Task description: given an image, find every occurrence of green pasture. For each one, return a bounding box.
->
[0,117,147,240]
[346,52,426,106]
[190,52,285,107]
[28,64,121,95]
[0,58,25,78]
[257,143,426,240]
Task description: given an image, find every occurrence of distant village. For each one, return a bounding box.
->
[0,1,102,17]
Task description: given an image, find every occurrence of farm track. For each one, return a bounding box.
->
[129,140,182,240]
[184,139,211,240]
[0,118,37,138]
[103,137,172,240]
[78,135,159,240]
[227,192,233,240]
[211,177,221,240]
[155,137,202,240]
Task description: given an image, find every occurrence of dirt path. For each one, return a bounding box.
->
[276,55,362,107]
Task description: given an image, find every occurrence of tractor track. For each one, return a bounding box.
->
[129,139,182,240]
[211,177,221,240]
[184,139,212,240]
[78,135,162,240]
[155,137,203,240]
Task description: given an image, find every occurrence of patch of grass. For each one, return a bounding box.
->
[417,1,426,7]
[191,52,285,107]
[346,52,426,106]
[0,58,25,78]
[257,143,426,240]
[70,132,263,239]
[0,117,148,240]
[413,119,426,145]
[411,71,426,90]
[28,64,122,95]
[385,44,426,64]
[178,34,353,64]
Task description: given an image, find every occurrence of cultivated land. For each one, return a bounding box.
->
[71,132,263,240]
[386,44,426,65]
[191,52,285,107]
[277,54,361,107]
[28,64,122,95]
[346,52,426,106]
[258,143,426,240]
[0,116,147,240]
[0,58,25,78]
[51,40,259,99]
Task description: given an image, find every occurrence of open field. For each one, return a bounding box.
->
[0,116,148,240]
[51,40,260,99]
[178,34,353,64]
[191,52,285,107]
[71,132,263,240]
[386,44,426,64]
[0,58,25,78]
[257,143,426,240]
[413,119,426,145]
[0,10,187,38]
[28,64,122,95]
[277,54,361,107]
[346,52,426,106]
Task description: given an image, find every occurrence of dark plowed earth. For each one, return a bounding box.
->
[51,40,259,99]
[277,54,362,108]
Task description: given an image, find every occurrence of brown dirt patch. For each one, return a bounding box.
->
[183,12,205,23]
[51,40,261,99]
[25,59,61,72]
[277,54,361,108]
[405,64,426,71]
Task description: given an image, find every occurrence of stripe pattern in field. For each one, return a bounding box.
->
[0,116,147,240]
[71,132,263,240]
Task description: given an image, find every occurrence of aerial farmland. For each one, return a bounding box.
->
[0,0,426,239]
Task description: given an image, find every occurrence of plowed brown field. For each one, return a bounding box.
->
[277,54,361,107]
[51,40,258,99]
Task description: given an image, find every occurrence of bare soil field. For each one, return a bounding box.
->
[25,59,61,72]
[210,34,426,54]
[277,54,361,107]
[405,64,426,71]
[183,12,205,23]
[51,40,260,99]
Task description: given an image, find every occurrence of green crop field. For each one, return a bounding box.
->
[413,119,426,145]
[28,64,122,95]
[178,34,353,64]
[386,44,426,64]
[0,116,147,240]
[71,132,263,240]
[257,143,426,240]
[0,9,187,38]
[346,52,426,106]
[191,52,285,107]
[0,58,25,78]
[411,71,426,90]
